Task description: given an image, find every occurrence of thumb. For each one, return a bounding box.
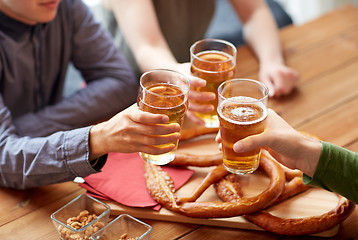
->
[233,132,268,153]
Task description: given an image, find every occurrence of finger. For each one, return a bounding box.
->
[188,101,214,113]
[142,132,181,146]
[215,131,221,143]
[270,74,286,97]
[272,68,299,97]
[133,109,170,124]
[138,143,177,155]
[185,111,206,125]
[140,123,181,136]
[233,132,268,153]
[189,76,206,88]
[260,76,275,97]
[189,90,216,102]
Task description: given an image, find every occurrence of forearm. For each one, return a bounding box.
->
[133,44,177,72]
[0,123,97,189]
[109,0,178,72]
[241,5,284,64]
[89,122,108,160]
[13,77,137,137]
[294,134,322,177]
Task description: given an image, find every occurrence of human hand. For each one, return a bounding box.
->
[215,109,322,177]
[89,104,181,158]
[170,62,216,125]
[259,62,299,97]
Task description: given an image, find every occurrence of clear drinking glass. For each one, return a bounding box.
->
[91,214,152,240]
[137,69,190,165]
[51,194,110,240]
[217,79,269,174]
[190,39,237,128]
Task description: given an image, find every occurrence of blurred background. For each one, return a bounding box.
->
[276,0,358,24]
[63,0,357,97]
[83,0,358,25]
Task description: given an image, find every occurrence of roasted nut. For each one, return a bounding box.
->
[58,210,105,240]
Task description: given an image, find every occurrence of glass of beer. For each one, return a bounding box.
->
[137,69,190,165]
[217,79,269,174]
[190,39,237,128]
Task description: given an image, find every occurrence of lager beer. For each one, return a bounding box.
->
[218,97,267,174]
[217,79,269,174]
[190,39,236,128]
[137,83,187,124]
[137,70,189,165]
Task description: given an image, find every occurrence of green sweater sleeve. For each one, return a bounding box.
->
[303,141,358,204]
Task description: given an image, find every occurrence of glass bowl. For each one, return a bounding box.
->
[91,214,152,240]
[51,194,110,240]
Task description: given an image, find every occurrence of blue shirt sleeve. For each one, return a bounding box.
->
[0,95,99,189]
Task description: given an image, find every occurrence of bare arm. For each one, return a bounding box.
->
[105,0,215,124]
[106,0,176,71]
[230,0,299,97]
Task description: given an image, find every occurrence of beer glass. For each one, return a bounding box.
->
[190,39,237,128]
[217,79,269,174]
[137,69,190,165]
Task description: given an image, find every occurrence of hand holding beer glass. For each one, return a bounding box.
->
[137,69,190,165]
[190,39,237,128]
[217,79,269,174]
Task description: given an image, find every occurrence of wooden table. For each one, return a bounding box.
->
[1,4,358,240]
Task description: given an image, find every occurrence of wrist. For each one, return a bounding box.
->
[89,123,108,160]
[259,54,284,66]
[297,134,322,177]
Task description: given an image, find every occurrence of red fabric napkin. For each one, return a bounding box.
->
[80,152,194,210]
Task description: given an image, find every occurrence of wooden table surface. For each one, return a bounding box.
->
[1,4,358,240]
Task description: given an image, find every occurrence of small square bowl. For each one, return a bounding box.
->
[90,214,152,240]
[51,194,110,240]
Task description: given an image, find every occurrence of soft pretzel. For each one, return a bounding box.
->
[215,153,355,235]
[244,196,355,236]
[143,128,355,235]
[144,152,285,218]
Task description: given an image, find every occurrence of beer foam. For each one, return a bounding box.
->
[197,50,232,61]
[218,96,267,125]
[193,50,235,74]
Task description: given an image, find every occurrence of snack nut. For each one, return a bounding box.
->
[57,210,105,240]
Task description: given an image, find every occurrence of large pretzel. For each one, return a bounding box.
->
[215,160,355,235]
[144,152,285,218]
[143,128,355,235]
